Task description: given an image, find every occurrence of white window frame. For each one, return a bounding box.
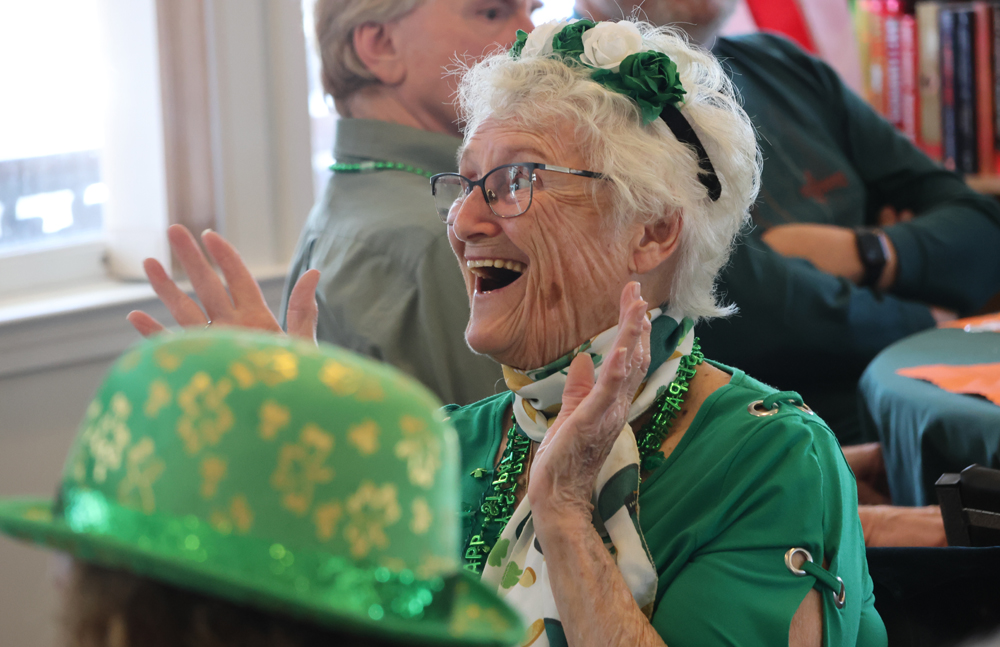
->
[0,0,168,297]
[0,0,314,378]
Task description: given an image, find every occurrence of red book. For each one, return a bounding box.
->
[973,2,995,175]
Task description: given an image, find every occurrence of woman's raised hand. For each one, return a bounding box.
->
[126,224,320,342]
[528,282,652,522]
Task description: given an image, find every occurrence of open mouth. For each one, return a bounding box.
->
[467,259,526,293]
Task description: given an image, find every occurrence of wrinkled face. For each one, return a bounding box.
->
[576,0,738,43]
[393,1,539,129]
[447,119,642,370]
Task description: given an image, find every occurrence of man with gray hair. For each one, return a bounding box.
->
[279,1,536,405]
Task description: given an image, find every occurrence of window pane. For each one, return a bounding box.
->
[0,0,108,251]
[301,0,336,201]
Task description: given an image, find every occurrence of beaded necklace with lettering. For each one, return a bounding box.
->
[462,339,705,574]
[329,160,434,179]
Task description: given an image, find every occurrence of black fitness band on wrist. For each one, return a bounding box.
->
[854,228,889,288]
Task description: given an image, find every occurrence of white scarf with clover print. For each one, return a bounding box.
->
[483,308,694,645]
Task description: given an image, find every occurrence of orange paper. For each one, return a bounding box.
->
[896,363,1000,406]
[940,312,1000,332]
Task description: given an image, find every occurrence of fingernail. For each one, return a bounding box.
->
[201,228,214,237]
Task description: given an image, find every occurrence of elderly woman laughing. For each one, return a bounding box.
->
[433,20,884,647]
[129,19,885,647]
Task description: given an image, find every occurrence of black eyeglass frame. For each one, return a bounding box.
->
[430,162,606,222]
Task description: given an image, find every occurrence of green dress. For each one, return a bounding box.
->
[448,362,887,647]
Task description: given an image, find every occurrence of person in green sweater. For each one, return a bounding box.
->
[576,0,1000,443]
[128,19,886,646]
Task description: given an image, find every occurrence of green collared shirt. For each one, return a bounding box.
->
[280,119,503,405]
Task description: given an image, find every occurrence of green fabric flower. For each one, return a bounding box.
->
[509,29,528,59]
[506,20,687,126]
[592,51,686,124]
[549,19,596,59]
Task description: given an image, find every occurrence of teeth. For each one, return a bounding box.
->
[466,259,525,274]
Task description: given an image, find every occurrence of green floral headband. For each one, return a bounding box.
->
[508,20,721,202]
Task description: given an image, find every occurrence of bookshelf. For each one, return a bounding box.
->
[857,2,1000,187]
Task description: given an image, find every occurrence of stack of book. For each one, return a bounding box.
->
[856,0,1000,175]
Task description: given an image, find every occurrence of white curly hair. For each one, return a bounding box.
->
[455,21,761,320]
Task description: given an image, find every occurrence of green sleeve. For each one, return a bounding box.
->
[713,237,936,382]
[277,228,312,332]
[650,414,883,647]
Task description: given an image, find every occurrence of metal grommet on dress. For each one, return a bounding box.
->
[793,402,815,415]
[748,400,779,417]
[833,576,846,609]
[785,547,847,610]
[784,547,813,575]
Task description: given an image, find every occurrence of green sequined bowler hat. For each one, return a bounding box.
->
[0,331,522,646]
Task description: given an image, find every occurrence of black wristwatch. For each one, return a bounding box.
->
[854,228,890,288]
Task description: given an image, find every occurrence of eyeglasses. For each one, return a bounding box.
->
[430,162,605,222]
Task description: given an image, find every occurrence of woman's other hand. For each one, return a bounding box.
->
[126,224,320,343]
[528,281,652,523]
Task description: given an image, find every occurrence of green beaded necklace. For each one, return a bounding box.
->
[636,338,705,472]
[463,420,531,574]
[462,339,705,574]
[329,160,434,179]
